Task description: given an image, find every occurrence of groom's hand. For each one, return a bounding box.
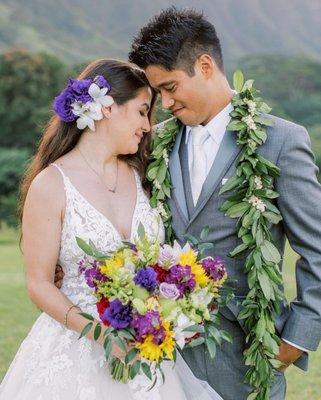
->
[54,265,64,289]
[275,340,303,371]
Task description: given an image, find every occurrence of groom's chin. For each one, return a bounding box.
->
[177,116,197,126]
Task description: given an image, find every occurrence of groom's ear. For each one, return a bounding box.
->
[197,54,216,79]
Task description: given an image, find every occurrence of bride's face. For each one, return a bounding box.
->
[107,87,152,155]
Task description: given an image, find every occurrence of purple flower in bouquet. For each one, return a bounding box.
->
[165,265,196,296]
[131,310,165,344]
[202,257,226,281]
[159,282,180,300]
[79,260,108,289]
[102,299,132,329]
[134,267,157,292]
[159,246,177,267]
[78,259,86,274]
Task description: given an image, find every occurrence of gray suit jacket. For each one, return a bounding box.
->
[167,115,321,398]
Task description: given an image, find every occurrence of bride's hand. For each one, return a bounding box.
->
[97,328,127,359]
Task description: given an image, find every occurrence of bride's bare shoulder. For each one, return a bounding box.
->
[25,164,66,212]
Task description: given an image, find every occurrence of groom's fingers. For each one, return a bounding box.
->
[53,265,64,289]
[275,340,303,371]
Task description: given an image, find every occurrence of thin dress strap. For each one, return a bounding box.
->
[50,163,68,184]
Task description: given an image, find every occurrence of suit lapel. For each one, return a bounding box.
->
[168,125,189,223]
[187,129,243,227]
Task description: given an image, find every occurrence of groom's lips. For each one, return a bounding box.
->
[173,107,185,116]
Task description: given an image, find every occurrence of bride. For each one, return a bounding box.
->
[0,58,222,400]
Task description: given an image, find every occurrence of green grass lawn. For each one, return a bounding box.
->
[0,226,320,398]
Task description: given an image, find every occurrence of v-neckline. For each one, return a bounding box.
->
[65,168,139,242]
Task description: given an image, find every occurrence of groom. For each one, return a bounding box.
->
[128,7,321,400]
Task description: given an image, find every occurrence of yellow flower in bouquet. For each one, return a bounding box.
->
[136,321,175,363]
[100,251,125,276]
[179,250,209,287]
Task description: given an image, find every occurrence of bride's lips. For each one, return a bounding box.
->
[173,107,185,116]
[135,133,143,141]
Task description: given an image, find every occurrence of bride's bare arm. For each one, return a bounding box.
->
[22,167,105,344]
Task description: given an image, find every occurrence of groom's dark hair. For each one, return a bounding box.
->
[129,7,224,76]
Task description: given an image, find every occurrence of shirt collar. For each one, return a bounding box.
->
[185,102,233,145]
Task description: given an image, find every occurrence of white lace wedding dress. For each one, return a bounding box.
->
[0,164,223,400]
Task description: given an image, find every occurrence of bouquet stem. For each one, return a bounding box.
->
[111,358,130,383]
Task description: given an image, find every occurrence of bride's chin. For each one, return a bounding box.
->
[126,145,139,155]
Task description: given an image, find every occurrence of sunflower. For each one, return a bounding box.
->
[136,321,175,363]
[178,250,209,287]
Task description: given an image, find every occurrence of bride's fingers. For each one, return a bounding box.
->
[112,345,126,359]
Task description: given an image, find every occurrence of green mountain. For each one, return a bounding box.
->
[0,0,321,64]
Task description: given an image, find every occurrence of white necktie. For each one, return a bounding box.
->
[190,125,209,205]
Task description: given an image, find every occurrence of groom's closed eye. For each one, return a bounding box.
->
[163,84,177,93]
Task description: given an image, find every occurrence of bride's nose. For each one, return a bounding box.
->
[142,118,151,133]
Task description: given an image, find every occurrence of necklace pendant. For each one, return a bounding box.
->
[109,189,116,193]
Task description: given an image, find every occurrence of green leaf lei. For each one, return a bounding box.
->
[147,70,285,400]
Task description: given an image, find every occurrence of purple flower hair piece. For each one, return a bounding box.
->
[53,75,112,124]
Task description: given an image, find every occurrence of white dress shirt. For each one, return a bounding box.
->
[185,102,233,177]
[185,102,308,354]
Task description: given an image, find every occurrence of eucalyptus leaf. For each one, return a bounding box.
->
[130,360,141,380]
[79,322,93,339]
[79,312,95,321]
[141,362,152,380]
[188,336,205,347]
[125,348,138,364]
[137,222,146,239]
[94,323,102,341]
[183,325,205,333]
[206,337,217,359]
[76,237,94,256]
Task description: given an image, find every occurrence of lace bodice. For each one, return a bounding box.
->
[51,163,165,318]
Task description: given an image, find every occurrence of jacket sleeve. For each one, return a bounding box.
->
[275,124,321,351]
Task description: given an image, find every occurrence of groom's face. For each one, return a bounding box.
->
[145,63,211,126]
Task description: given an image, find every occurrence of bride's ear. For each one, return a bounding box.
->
[102,105,112,119]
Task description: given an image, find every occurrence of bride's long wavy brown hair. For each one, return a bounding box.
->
[19,58,157,223]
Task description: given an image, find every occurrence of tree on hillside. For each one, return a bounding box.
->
[0,147,30,227]
[0,50,69,150]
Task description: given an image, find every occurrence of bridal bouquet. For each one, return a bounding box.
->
[76,225,232,387]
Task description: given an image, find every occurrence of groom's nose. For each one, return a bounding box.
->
[161,92,174,109]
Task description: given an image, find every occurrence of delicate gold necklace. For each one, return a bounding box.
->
[77,147,119,194]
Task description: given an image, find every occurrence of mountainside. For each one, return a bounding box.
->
[0,0,321,64]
